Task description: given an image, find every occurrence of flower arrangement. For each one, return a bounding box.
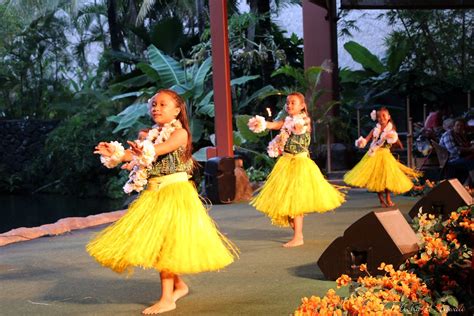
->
[294,205,473,315]
[405,206,473,311]
[295,263,435,315]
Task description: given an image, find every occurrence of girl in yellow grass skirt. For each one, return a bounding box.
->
[247,92,345,248]
[88,89,238,315]
[344,107,421,207]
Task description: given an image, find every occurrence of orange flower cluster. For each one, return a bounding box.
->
[294,263,437,316]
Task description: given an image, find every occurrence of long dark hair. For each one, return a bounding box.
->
[153,89,194,163]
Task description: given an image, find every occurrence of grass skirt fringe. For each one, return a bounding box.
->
[343,148,421,194]
[86,180,238,275]
[250,153,345,227]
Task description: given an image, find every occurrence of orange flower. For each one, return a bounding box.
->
[360,263,368,272]
[336,274,351,288]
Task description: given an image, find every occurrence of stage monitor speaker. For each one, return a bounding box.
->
[204,157,236,204]
[408,178,472,219]
[317,209,419,280]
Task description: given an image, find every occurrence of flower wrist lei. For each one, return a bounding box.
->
[247,115,267,133]
[100,141,125,168]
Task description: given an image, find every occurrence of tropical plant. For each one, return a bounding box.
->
[107,45,261,144]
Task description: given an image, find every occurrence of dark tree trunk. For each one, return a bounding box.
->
[107,0,122,75]
[248,0,273,82]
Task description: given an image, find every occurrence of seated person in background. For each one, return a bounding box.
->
[424,106,442,130]
[439,118,474,185]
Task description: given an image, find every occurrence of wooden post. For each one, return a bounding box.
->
[209,0,233,157]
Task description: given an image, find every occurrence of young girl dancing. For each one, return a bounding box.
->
[344,107,421,207]
[247,92,345,248]
[88,89,238,314]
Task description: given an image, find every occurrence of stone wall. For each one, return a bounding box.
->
[0,119,59,173]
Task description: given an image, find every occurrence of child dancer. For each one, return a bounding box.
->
[247,92,345,247]
[88,89,238,314]
[344,107,421,207]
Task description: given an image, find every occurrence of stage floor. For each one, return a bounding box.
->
[0,190,418,315]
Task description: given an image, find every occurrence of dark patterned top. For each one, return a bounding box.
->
[284,132,311,154]
[148,146,193,177]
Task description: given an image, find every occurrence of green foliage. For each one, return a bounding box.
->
[245,166,269,182]
[344,41,386,74]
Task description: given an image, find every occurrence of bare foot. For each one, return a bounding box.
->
[378,197,388,208]
[142,299,176,314]
[283,238,304,248]
[172,284,189,302]
[386,201,395,207]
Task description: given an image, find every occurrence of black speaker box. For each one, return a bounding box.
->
[408,178,472,219]
[317,209,419,280]
[204,157,236,204]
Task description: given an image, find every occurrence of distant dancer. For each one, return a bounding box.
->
[344,107,421,207]
[247,92,345,247]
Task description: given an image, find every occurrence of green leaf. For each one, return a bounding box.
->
[196,103,215,117]
[147,45,185,87]
[111,91,143,101]
[136,62,161,82]
[190,118,204,142]
[305,66,325,91]
[237,85,278,110]
[272,65,306,89]
[107,103,149,133]
[198,90,214,108]
[192,146,211,162]
[230,75,259,86]
[339,68,371,83]
[387,39,409,73]
[193,57,212,98]
[344,41,386,74]
[233,131,245,146]
[109,74,151,90]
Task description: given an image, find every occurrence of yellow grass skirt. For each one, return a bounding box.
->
[344,148,421,194]
[250,152,345,227]
[87,173,238,275]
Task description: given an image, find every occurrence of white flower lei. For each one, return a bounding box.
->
[99,119,182,194]
[122,119,182,193]
[367,122,398,156]
[267,114,309,158]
